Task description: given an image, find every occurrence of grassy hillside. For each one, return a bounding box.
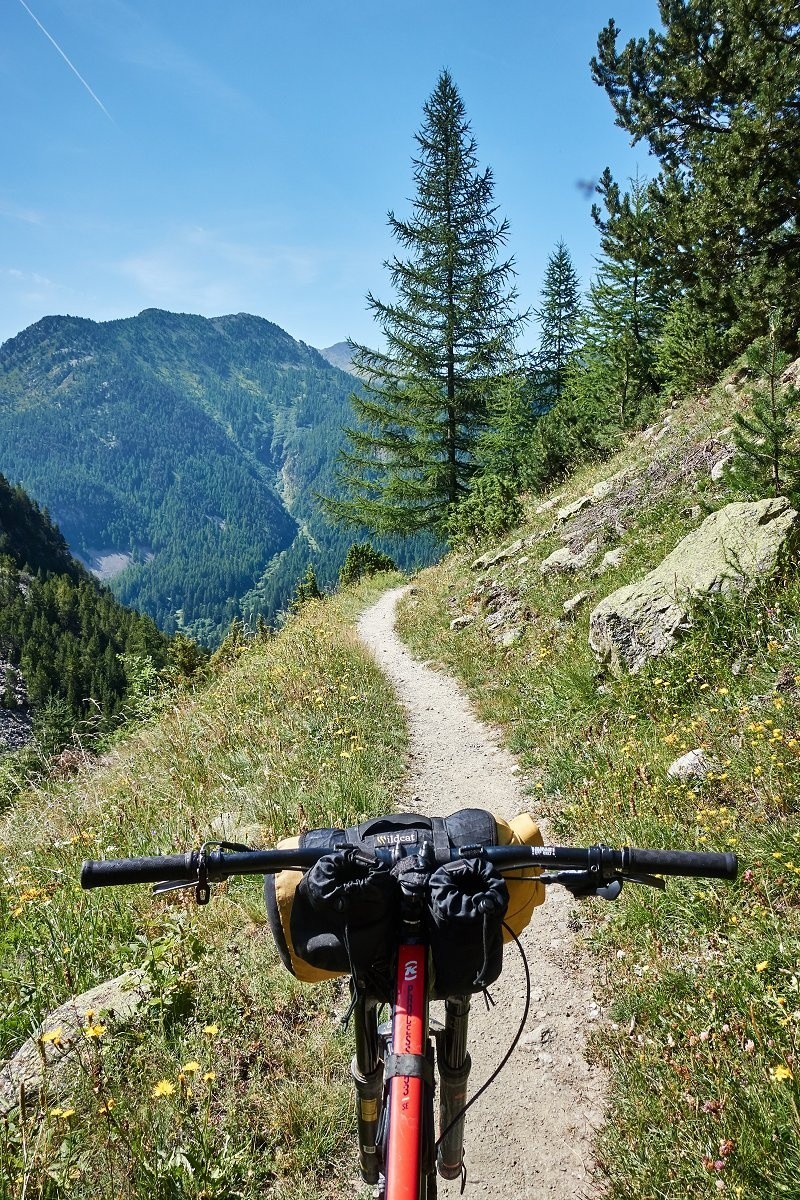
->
[396,368,800,1197]
[0,576,409,1199]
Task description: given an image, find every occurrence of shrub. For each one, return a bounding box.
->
[338,543,397,588]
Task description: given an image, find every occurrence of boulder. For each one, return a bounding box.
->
[541,539,600,575]
[0,971,150,1115]
[470,539,524,571]
[589,498,799,673]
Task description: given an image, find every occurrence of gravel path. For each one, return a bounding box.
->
[357,587,606,1199]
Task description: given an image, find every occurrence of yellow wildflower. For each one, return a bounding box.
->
[770,1064,793,1082]
[40,1028,64,1047]
[151,1079,176,1098]
[83,1023,107,1040]
[756,961,769,973]
[182,1061,201,1073]
[203,1024,219,1038]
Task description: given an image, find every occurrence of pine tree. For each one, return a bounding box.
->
[728,317,800,501]
[592,3,800,349]
[534,240,583,409]
[327,70,526,537]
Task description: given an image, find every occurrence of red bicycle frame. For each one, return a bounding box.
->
[385,943,428,1199]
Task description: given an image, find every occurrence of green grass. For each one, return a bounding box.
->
[0,574,407,1200]
[395,379,800,1198]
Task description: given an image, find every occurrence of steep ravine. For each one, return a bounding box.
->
[357,587,607,1199]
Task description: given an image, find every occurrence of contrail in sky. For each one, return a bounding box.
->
[17,0,113,121]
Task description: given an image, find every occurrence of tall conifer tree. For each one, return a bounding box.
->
[327,70,525,536]
[534,240,582,408]
[581,171,666,427]
[592,2,800,348]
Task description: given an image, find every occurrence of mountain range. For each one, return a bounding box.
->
[0,310,434,644]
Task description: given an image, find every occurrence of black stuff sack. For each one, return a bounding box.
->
[426,857,509,997]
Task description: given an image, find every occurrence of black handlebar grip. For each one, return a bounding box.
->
[80,853,194,889]
[625,847,738,880]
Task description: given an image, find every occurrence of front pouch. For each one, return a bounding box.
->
[302,849,399,996]
[264,842,399,996]
[427,857,509,998]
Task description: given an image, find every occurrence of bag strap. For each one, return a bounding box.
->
[345,813,433,852]
[384,1053,434,1086]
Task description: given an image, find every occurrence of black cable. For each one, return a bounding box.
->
[434,921,531,1150]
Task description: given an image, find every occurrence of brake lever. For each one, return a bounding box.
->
[151,841,253,904]
[542,867,664,902]
[621,872,666,891]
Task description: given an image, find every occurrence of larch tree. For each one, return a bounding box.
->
[327,69,526,536]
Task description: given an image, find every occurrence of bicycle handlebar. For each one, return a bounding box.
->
[80,840,737,891]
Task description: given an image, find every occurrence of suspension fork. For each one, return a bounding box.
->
[435,996,471,1180]
[351,991,384,1186]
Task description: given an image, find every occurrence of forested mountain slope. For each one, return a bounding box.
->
[0,473,170,752]
[0,310,433,644]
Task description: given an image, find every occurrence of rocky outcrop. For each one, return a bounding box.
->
[0,659,32,751]
[0,971,150,1115]
[589,497,799,673]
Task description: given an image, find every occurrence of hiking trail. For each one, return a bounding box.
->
[357,586,606,1199]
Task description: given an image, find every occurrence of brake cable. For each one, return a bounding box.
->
[434,919,531,1154]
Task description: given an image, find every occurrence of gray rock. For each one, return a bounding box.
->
[501,627,523,647]
[470,539,524,571]
[591,479,614,500]
[667,748,718,782]
[592,547,626,577]
[0,971,150,1115]
[563,592,591,619]
[541,539,600,575]
[535,494,566,514]
[711,452,735,481]
[450,614,476,631]
[556,495,593,522]
[589,498,799,673]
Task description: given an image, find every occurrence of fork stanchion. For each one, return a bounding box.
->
[351,1055,384,1185]
[351,993,384,1186]
[436,995,471,1180]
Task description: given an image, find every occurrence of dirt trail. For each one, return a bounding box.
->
[357,587,606,1199]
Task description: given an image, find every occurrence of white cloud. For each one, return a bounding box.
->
[115,225,327,312]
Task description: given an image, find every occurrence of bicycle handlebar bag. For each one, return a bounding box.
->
[264,809,545,990]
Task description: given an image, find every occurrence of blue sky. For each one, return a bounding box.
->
[2,0,661,354]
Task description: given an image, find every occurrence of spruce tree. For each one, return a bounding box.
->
[327,70,525,536]
[729,318,800,501]
[534,240,583,409]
